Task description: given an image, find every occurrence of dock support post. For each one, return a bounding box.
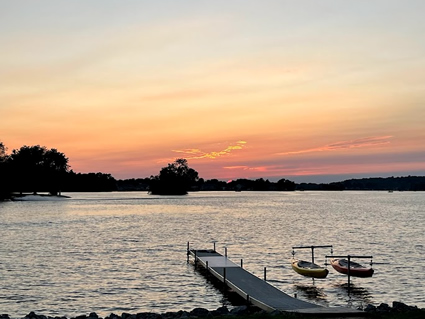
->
[325,253,373,295]
[194,250,198,268]
[206,261,209,271]
[225,247,227,257]
[187,242,190,263]
[241,259,243,268]
[223,267,226,283]
[213,241,216,252]
[264,267,267,281]
[347,255,351,294]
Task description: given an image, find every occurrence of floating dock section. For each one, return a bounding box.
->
[188,248,364,316]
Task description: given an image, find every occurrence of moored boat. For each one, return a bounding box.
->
[291,260,329,278]
[330,258,374,277]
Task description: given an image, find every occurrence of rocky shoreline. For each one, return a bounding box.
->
[1,302,423,319]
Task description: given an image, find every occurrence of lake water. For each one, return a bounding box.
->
[1,191,424,318]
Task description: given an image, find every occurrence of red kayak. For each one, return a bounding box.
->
[331,258,374,277]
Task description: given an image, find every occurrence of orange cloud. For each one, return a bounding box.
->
[277,136,393,155]
[172,141,247,159]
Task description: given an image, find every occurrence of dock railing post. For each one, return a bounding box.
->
[213,240,217,252]
[264,267,267,281]
[225,246,227,257]
[241,259,243,268]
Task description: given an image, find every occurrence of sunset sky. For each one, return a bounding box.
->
[1,1,425,183]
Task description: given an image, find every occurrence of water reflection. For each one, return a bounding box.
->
[294,283,327,301]
[333,282,373,307]
[1,191,424,318]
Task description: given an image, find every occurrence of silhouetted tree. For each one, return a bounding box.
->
[116,177,150,191]
[63,171,117,192]
[252,178,270,191]
[0,142,6,159]
[277,178,296,191]
[200,179,227,190]
[8,145,69,194]
[0,142,11,200]
[149,158,199,195]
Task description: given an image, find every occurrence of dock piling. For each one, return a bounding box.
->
[326,254,373,295]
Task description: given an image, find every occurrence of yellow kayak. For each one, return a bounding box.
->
[291,260,329,278]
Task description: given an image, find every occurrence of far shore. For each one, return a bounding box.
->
[11,193,71,201]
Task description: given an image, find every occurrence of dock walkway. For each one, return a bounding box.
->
[189,249,364,316]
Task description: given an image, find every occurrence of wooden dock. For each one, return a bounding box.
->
[188,248,365,316]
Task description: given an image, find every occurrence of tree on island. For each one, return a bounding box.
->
[149,158,199,195]
[0,142,5,159]
[0,142,10,199]
[7,145,69,195]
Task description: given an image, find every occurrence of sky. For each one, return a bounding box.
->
[1,0,425,183]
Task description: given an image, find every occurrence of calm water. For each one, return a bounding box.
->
[1,191,424,318]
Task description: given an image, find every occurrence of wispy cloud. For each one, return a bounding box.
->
[172,141,247,159]
[223,165,267,172]
[277,136,393,155]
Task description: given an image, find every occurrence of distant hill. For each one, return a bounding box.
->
[342,176,425,191]
[297,176,425,191]
[115,175,425,192]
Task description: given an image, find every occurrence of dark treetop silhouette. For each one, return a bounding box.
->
[0,143,115,199]
[149,158,199,195]
[1,141,425,201]
[0,144,69,198]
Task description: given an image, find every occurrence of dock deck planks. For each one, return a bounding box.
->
[189,249,364,316]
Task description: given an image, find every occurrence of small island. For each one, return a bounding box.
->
[1,142,425,201]
[148,158,199,195]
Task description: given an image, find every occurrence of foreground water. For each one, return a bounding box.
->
[1,191,424,318]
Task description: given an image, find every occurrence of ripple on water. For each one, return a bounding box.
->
[1,191,424,318]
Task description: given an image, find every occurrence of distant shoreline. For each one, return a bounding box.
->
[11,193,71,201]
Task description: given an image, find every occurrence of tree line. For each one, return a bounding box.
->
[1,141,424,200]
[0,142,296,198]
